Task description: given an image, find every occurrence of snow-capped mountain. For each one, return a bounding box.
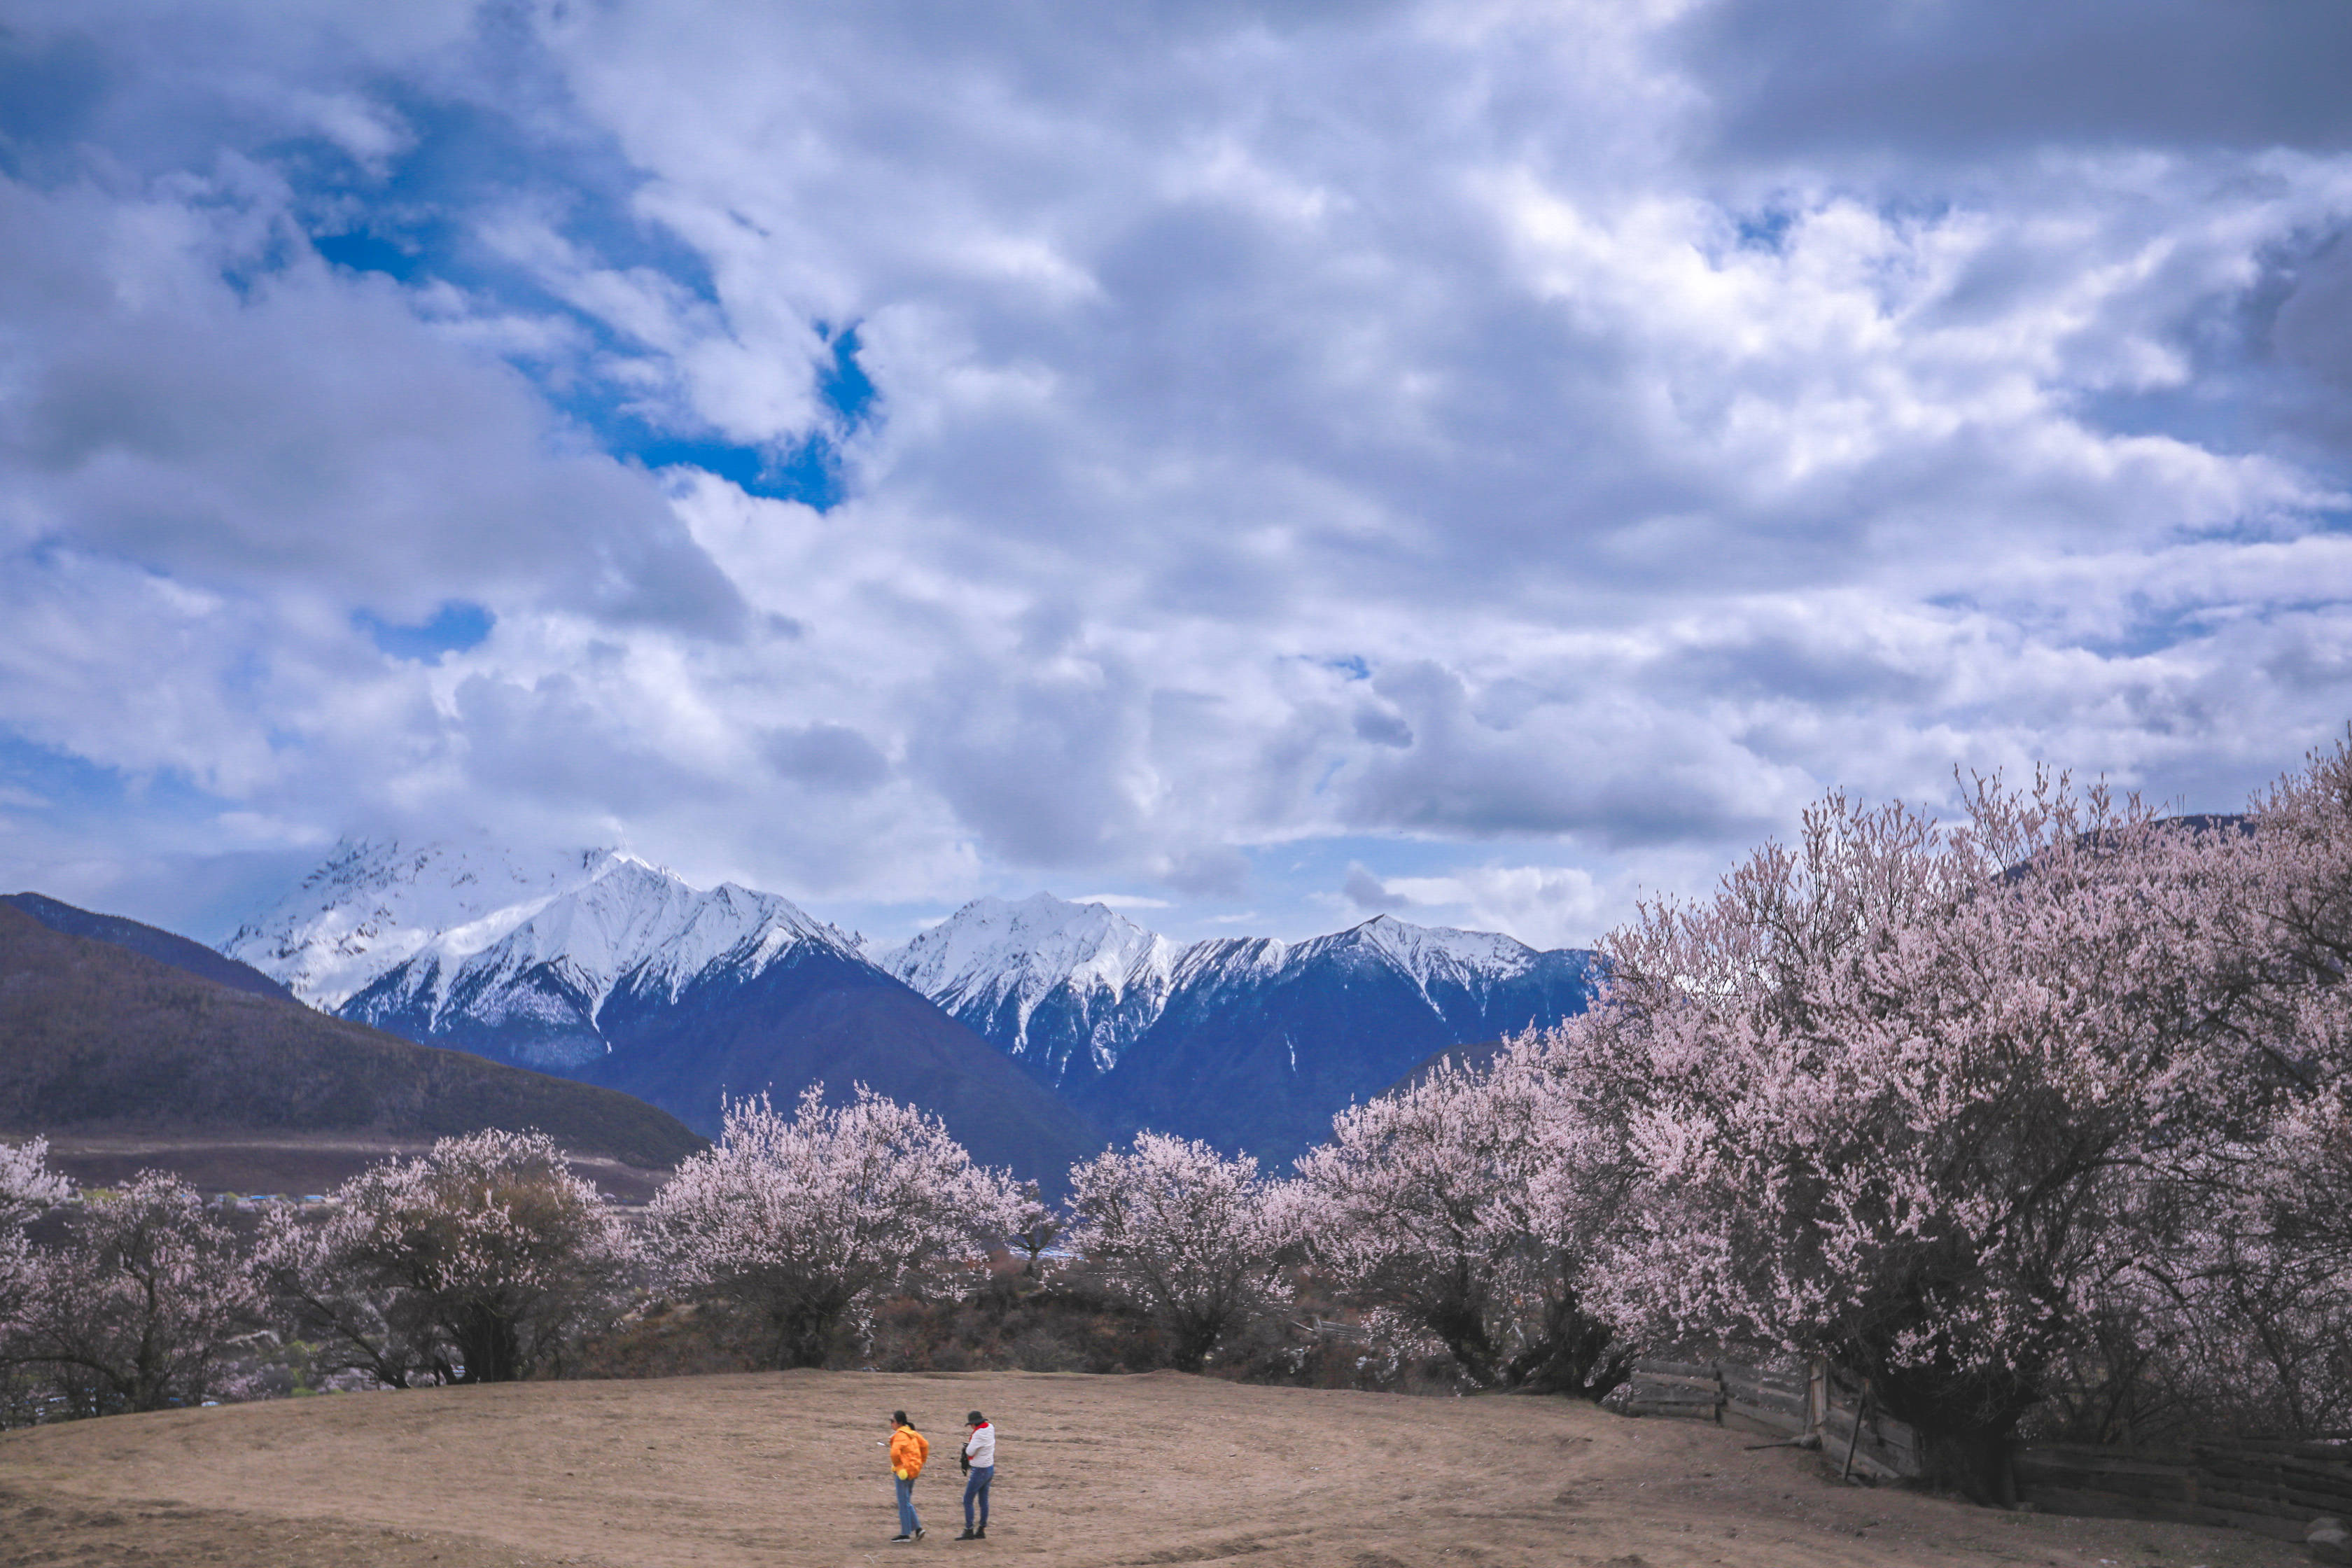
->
[227,844,1595,1169]
[223,842,1101,1180]
[883,895,1602,1159]
[875,895,1184,1086]
[227,841,860,1068]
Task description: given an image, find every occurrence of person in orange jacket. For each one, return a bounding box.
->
[887,1411,930,1541]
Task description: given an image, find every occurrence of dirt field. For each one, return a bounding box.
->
[0,1371,2311,1568]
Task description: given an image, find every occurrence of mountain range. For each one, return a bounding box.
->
[876,894,1600,1160]
[221,842,1101,1184]
[218,839,1600,1173]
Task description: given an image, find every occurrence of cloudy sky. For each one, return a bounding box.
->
[4,0,2351,951]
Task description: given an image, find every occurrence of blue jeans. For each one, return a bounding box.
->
[963,1465,993,1530]
[895,1476,921,1536]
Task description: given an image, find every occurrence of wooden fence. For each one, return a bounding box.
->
[2015,1440,2352,1544]
[1625,1358,2352,1544]
[1621,1357,1921,1482]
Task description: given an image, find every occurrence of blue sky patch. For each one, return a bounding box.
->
[594,328,874,509]
[313,228,427,282]
[356,601,496,661]
[816,325,877,424]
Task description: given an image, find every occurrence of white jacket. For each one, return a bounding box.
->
[963,1424,995,1468]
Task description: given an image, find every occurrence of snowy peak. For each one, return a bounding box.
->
[225,838,855,1015]
[1319,913,1541,990]
[225,839,621,1009]
[884,902,1562,1023]
[876,894,1183,1077]
[390,861,850,1023]
[880,893,1177,1006]
[878,898,1594,1104]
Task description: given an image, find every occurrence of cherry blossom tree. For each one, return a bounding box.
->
[2211,729,2352,1079]
[10,1170,262,1415]
[1560,776,2239,1498]
[0,1138,71,1371]
[648,1085,1022,1368]
[2073,736,2352,1441]
[2117,1079,2352,1441]
[0,1138,68,1226]
[1065,1133,1290,1372]
[260,1129,631,1386]
[1007,1181,1060,1280]
[1292,1044,1629,1393]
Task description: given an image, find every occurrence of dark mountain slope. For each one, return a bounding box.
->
[1387,1038,1510,1095]
[1074,930,1597,1166]
[582,942,1103,1186]
[5,891,295,1000]
[0,903,701,1168]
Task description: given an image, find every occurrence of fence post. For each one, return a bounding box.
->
[1841,1382,1872,1483]
[1807,1357,1829,1444]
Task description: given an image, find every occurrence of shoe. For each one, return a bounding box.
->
[890,1534,913,1543]
[915,1527,926,1541]
[974,1527,986,1539]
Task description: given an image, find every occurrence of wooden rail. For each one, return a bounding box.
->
[2016,1441,2352,1544]
[1626,1357,2352,1544]
[1620,1357,1920,1482]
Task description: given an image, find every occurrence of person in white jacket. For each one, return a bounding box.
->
[955,1410,995,1541]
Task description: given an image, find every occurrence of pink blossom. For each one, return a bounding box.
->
[260,1128,631,1386]
[1065,1132,1288,1372]
[648,1084,1021,1368]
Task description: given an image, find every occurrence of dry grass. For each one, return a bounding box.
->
[0,1371,2311,1568]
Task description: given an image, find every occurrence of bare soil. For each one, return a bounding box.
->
[0,1371,2309,1568]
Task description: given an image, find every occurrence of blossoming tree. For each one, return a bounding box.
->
[1292,1044,1629,1392]
[11,1170,262,1415]
[648,1085,1022,1368]
[1561,776,2239,1498]
[260,1129,631,1386]
[0,1138,70,1356]
[1065,1132,1289,1372]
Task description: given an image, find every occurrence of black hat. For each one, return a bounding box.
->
[967,1410,986,1424]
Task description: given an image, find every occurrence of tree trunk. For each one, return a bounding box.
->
[769,1298,844,1369]
[1502,1288,1627,1399]
[1864,1356,2037,1505]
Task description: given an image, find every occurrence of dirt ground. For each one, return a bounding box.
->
[0,1371,2312,1568]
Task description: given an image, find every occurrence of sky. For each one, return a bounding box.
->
[3,0,2351,953]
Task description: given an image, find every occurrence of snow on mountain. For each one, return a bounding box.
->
[345,858,862,1065]
[878,895,1588,1102]
[1340,912,1545,984]
[888,899,1554,1021]
[225,839,858,1019]
[221,840,1100,1177]
[228,846,1595,1160]
[1063,909,1600,1161]
[878,895,1172,1002]
[225,839,610,1009]
[874,894,1183,1079]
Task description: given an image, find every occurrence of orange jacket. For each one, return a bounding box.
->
[890,1424,930,1481]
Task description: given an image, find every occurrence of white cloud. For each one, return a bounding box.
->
[2,1,2351,946]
